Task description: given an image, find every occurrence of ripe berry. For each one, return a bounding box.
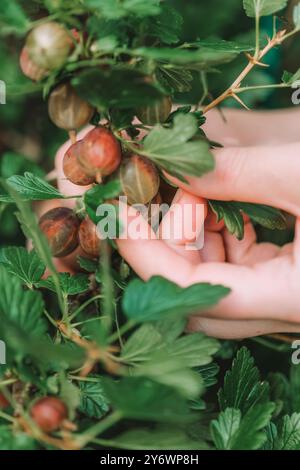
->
[119,155,160,205]
[63,141,95,186]
[25,22,73,71]
[79,217,101,258]
[80,127,122,182]
[30,397,68,433]
[48,83,94,131]
[19,47,49,82]
[136,96,172,126]
[0,393,9,409]
[39,207,80,258]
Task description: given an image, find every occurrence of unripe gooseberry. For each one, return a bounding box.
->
[19,47,49,82]
[119,155,160,205]
[63,141,95,186]
[79,216,101,258]
[80,127,122,182]
[48,83,95,131]
[26,22,73,71]
[0,393,9,409]
[30,397,68,433]
[39,207,80,258]
[136,96,172,126]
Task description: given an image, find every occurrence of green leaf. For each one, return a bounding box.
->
[209,201,286,240]
[0,265,46,337]
[0,247,45,288]
[197,363,220,388]
[123,276,230,322]
[104,427,207,450]
[78,379,110,418]
[7,173,65,201]
[209,201,245,240]
[134,46,242,68]
[231,403,275,450]
[0,426,37,450]
[218,347,270,415]
[0,0,30,35]
[102,376,192,423]
[211,403,275,450]
[59,377,81,420]
[237,202,286,230]
[77,256,98,273]
[142,114,214,179]
[38,273,90,296]
[121,324,165,362]
[282,68,300,85]
[243,0,288,18]
[164,333,219,368]
[275,413,300,449]
[83,0,161,19]
[72,68,163,110]
[192,39,254,53]
[156,67,194,93]
[211,408,241,450]
[143,3,183,45]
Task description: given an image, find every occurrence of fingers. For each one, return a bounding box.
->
[167,142,300,217]
[187,316,300,339]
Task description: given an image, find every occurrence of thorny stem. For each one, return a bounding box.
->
[202,29,289,114]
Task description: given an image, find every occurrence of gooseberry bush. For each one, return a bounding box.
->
[0,0,300,451]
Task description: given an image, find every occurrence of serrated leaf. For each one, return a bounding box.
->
[38,273,90,296]
[237,202,286,230]
[243,0,288,18]
[78,379,110,418]
[121,324,164,362]
[275,413,300,449]
[0,247,45,288]
[84,180,121,226]
[7,173,65,201]
[211,403,275,450]
[142,114,214,179]
[123,276,230,322]
[102,376,192,423]
[209,201,244,240]
[144,3,183,45]
[282,68,300,85]
[211,408,241,450]
[156,67,194,93]
[218,347,270,414]
[0,265,46,337]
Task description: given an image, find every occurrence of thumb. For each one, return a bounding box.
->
[167,142,300,217]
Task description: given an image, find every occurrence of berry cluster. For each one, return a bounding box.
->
[20,21,174,260]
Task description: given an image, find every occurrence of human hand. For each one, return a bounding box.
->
[46,109,300,339]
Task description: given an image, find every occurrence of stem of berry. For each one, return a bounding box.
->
[202,29,287,114]
[69,130,77,145]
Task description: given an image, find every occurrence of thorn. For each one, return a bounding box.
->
[245,53,269,67]
[230,93,250,111]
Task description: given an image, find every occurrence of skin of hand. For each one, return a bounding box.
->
[45,108,300,339]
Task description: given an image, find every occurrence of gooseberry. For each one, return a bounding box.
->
[39,207,80,258]
[30,397,68,433]
[119,155,160,205]
[48,83,94,131]
[63,141,95,186]
[79,216,101,258]
[136,96,172,126]
[19,47,49,82]
[80,127,122,182]
[26,22,73,71]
